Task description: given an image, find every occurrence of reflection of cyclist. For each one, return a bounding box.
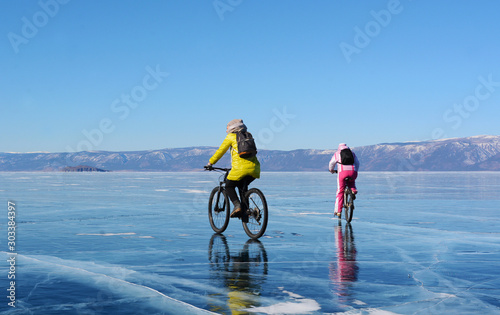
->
[330,223,358,302]
[208,235,268,314]
[226,248,257,314]
[206,119,260,218]
[329,143,360,218]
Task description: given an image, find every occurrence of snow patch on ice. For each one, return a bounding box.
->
[77,232,136,236]
[340,309,400,314]
[180,189,209,194]
[296,212,331,216]
[243,288,320,314]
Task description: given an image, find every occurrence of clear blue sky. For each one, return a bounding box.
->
[2,0,500,153]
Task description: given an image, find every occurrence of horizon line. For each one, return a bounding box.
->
[2,134,497,154]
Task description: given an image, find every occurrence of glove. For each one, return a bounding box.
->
[204,163,213,170]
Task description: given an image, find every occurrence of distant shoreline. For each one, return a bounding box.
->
[1,135,499,172]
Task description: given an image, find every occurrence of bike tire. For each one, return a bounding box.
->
[208,186,230,234]
[344,188,354,223]
[242,188,268,239]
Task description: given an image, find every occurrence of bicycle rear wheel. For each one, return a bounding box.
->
[344,188,354,223]
[242,188,268,239]
[208,187,230,233]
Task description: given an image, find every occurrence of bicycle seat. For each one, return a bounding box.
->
[344,177,353,182]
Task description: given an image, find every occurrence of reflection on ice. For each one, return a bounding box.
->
[208,235,268,313]
[330,222,359,304]
[207,235,323,314]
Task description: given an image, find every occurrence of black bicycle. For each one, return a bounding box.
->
[205,166,268,239]
[333,170,356,223]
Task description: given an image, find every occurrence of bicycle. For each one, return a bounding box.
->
[204,166,268,239]
[332,170,356,223]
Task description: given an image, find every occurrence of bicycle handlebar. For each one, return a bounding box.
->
[204,165,231,172]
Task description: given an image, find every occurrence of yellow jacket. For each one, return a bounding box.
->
[209,133,260,181]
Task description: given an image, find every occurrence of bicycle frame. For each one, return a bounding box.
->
[343,177,355,222]
[208,166,250,211]
[212,167,230,210]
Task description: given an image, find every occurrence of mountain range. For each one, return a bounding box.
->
[1,135,499,172]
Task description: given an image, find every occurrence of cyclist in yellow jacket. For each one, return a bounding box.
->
[206,119,261,218]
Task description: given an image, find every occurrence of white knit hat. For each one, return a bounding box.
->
[226,119,247,133]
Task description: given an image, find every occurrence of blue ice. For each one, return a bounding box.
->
[0,171,499,314]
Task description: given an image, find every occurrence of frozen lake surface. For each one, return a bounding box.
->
[1,171,500,314]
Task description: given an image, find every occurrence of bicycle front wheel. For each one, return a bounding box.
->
[208,187,230,233]
[242,188,268,239]
[344,188,354,223]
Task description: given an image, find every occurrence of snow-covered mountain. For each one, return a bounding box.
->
[353,135,500,171]
[1,136,499,171]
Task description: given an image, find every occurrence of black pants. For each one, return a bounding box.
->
[225,176,255,208]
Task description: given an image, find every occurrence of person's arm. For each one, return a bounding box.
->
[354,153,360,170]
[328,152,338,173]
[208,134,232,165]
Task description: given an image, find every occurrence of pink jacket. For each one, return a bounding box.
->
[329,144,360,172]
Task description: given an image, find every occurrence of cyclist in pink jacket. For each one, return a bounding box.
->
[329,143,360,218]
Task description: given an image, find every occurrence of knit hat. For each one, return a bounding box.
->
[226,119,247,133]
[338,143,349,151]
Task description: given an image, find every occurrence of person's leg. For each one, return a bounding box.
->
[336,170,356,215]
[349,171,358,194]
[234,176,255,220]
[335,172,346,215]
[237,176,255,204]
[225,179,241,209]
